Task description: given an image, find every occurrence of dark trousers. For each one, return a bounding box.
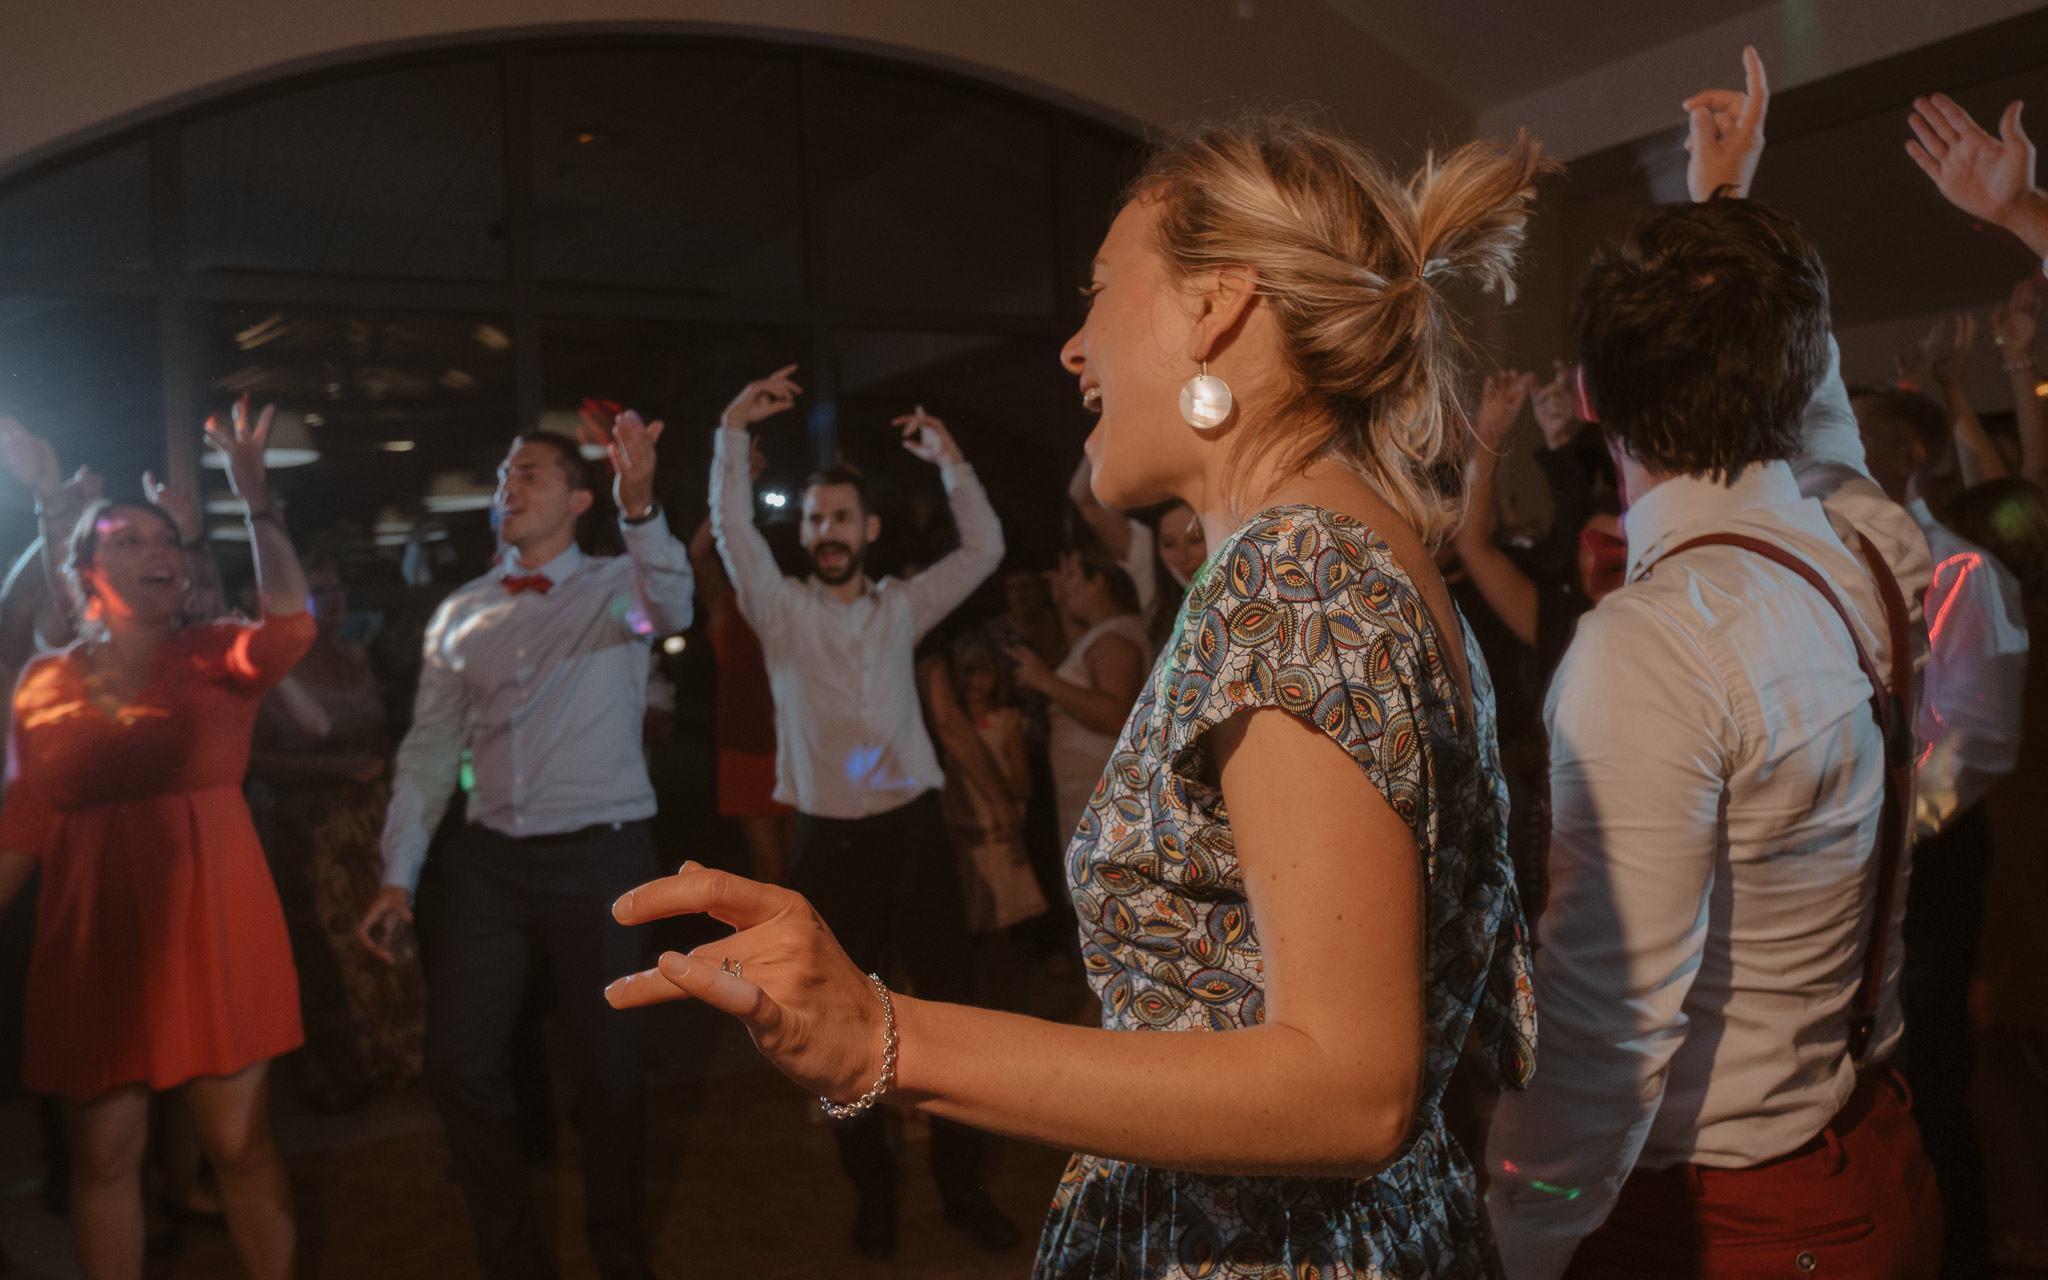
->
[794,791,987,1207]
[425,820,658,1280]
[1902,802,1996,1279]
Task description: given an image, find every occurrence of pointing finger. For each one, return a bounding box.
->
[1737,45,1769,130]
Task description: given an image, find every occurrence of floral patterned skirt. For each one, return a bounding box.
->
[1032,1112,1503,1280]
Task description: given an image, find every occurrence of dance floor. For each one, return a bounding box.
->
[0,986,1086,1280]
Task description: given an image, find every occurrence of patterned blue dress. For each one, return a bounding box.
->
[1033,505,1537,1279]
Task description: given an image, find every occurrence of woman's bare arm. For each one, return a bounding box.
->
[610,705,1427,1177]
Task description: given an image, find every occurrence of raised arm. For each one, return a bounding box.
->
[1485,605,1732,1280]
[0,419,90,638]
[1990,276,2048,487]
[1068,455,1133,559]
[0,539,49,674]
[605,408,693,635]
[207,398,308,617]
[1909,94,2048,262]
[1683,45,1768,201]
[896,409,1005,637]
[711,367,803,630]
[1454,370,1541,647]
[1919,313,2010,486]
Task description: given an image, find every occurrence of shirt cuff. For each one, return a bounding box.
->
[380,829,431,901]
[618,504,676,548]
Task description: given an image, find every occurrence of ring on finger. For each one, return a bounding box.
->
[719,956,744,980]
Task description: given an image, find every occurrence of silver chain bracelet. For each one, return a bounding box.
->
[819,973,898,1120]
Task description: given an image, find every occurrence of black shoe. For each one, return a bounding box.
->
[851,1197,898,1260]
[943,1188,1023,1251]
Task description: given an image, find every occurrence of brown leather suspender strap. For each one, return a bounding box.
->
[1655,532,1912,1062]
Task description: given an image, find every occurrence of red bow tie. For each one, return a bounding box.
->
[503,573,553,595]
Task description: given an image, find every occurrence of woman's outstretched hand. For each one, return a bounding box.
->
[605,863,889,1103]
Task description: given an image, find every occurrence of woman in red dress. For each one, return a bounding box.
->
[0,401,312,1280]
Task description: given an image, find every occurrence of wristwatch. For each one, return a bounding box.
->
[623,500,661,526]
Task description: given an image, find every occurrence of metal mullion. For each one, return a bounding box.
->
[797,52,837,467]
[147,122,202,495]
[502,48,542,432]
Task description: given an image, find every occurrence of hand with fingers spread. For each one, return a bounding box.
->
[606,862,890,1104]
[1991,276,2040,365]
[1529,360,1580,451]
[722,363,803,434]
[204,396,276,510]
[0,419,63,501]
[1907,93,2048,257]
[895,405,964,469]
[607,409,666,521]
[144,470,202,544]
[1472,370,1534,454]
[1683,46,1769,201]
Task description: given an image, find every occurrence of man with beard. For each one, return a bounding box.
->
[707,365,1016,1260]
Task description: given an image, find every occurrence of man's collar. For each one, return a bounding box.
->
[1625,460,1805,582]
[501,541,584,585]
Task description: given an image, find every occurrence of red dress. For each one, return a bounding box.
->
[709,609,791,819]
[0,613,316,1099]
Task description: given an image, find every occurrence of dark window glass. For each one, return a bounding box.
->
[202,304,515,556]
[183,61,505,279]
[1061,123,1143,293]
[0,143,152,272]
[539,315,811,524]
[829,329,1081,579]
[0,296,162,548]
[530,50,804,299]
[818,65,1056,316]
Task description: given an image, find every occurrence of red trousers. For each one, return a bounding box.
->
[1566,1070,1943,1279]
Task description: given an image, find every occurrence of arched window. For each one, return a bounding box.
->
[0,35,1139,573]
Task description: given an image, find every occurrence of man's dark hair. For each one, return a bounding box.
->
[1847,383,1951,458]
[511,431,597,493]
[804,466,872,518]
[1574,198,1831,482]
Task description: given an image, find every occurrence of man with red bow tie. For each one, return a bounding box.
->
[359,420,692,1280]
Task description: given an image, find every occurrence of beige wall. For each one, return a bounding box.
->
[0,0,1467,175]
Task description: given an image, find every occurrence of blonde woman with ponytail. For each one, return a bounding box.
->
[607,116,1547,1276]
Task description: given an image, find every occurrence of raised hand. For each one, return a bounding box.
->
[1928,312,1979,388]
[143,470,202,543]
[895,405,963,468]
[38,464,103,542]
[1908,95,2043,240]
[605,863,891,1105]
[203,397,275,507]
[722,364,803,433]
[1683,46,1769,201]
[606,409,666,520]
[1529,360,1580,450]
[0,419,62,499]
[1992,276,2040,364]
[1473,370,1534,452]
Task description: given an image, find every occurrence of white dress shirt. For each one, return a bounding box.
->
[1486,461,1913,1280]
[1909,497,2029,838]
[710,425,1004,819]
[379,517,694,895]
